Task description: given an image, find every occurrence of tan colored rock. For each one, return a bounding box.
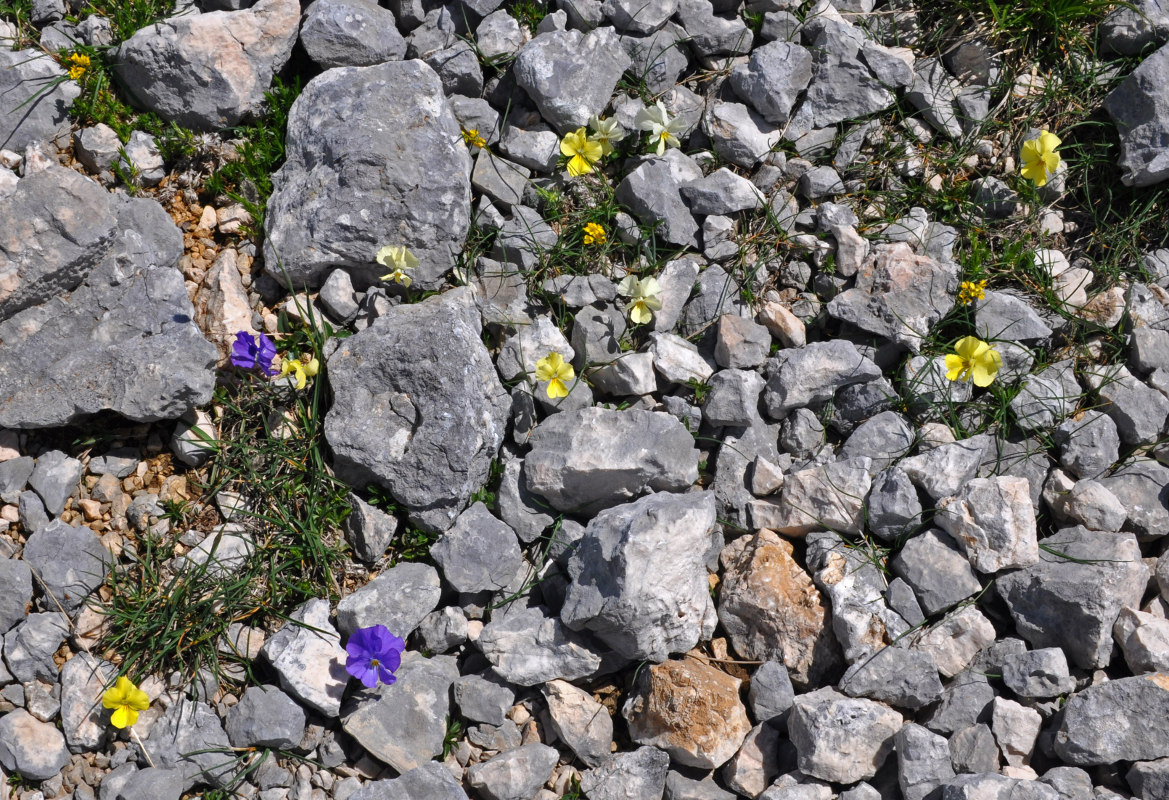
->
[757,301,806,348]
[542,680,613,768]
[623,659,751,769]
[717,530,842,687]
[194,249,254,348]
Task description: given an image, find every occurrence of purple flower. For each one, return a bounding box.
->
[230,331,277,375]
[345,625,405,689]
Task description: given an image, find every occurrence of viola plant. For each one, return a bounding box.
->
[279,352,320,390]
[588,115,624,156]
[377,244,418,287]
[945,336,1002,387]
[345,625,406,689]
[535,352,575,399]
[102,676,150,729]
[634,101,685,156]
[618,274,663,324]
[560,127,602,177]
[1020,130,1062,187]
[230,331,277,375]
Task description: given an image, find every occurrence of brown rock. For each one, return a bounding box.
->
[717,530,842,687]
[623,659,751,769]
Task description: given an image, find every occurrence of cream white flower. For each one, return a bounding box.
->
[617,274,663,324]
[588,115,625,156]
[634,101,686,156]
[376,245,418,287]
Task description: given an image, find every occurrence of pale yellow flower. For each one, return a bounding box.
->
[1020,130,1062,187]
[634,101,686,156]
[560,128,602,177]
[944,336,1002,387]
[102,676,150,729]
[279,354,320,390]
[587,115,624,157]
[618,274,663,325]
[535,352,574,398]
[583,222,606,246]
[377,245,418,287]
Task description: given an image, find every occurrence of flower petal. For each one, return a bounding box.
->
[109,705,136,729]
[944,354,966,382]
[1038,130,1061,152]
[617,275,638,297]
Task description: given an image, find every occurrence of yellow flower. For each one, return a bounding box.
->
[376,245,418,287]
[535,352,575,398]
[560,128,602,177]
[617,274,663,325]
[279,354,320,390]
[1020,130,1062,187]
[68,52,89,81]
[583,222,606,246]
[587,115,624,157]
[462,128,487,149]
[944,336,1002,387]
[102,676,150,729]
[957,279,987,306]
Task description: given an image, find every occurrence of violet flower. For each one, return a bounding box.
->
[230,331,277,376]
[345,625,405,689]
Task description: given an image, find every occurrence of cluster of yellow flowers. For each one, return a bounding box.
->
[461,128,487,149]
[560,116,624,177]
[957,279,987,306]
[68,52,89,81]
[582,222,606,246]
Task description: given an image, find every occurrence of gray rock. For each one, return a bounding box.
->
[0,558,32,634]
[560,491,716,661]
[467,743,559,800]
[114,768,185,800]
[703,101,781,168]
[118,130,165,188]
[923,670,994,736]
[682,168,764,216]
[800,18,905,127]
[754,459,872,537]
[115,0,298,130]
[866,467,923,541]
[472,151,531,209]
[763,340,883,417]
[1012,361,1081,433]
[0,456,33,504]
[789,687,902,784]
[616,149,703,248]
[603,0,677,33]
[675,0,752,56]
[18,490,49,535]
[903,354,973,417]
[748,660,795,724]
[139,699,234,789]
[798,166,845,199]
[265,61,471,290]
[343,493,398,564]
[22,520,109,613]
[899,437,986,503]
[937,476,1038,574]
[0,708,70,781]
[713,316,770,370]
[261,598,349,718]
[729,41,813,124]
[453,672,514,726]
[1101,0,1169,55]
[349,761,469,800]
[949,723,1000,774]
[341,652,459,773]
[806,530,910,663]
[571,303,626,368]
[839,646,943,710]
[909,605,997,678]
[887,577,924,627]
[0,190,216,428]
[1001,648,1076,699]
[431,502,522,593]
[513,27,631,132]
[978,436,1050,511]
[477,605,606,685]
[524,407,698,515]
[975,290,1052,342]
[721,722,781,796]
[27,449,81,512]
[1099,459,1169,537]
[225,685,305,749]
[675,264,745,338]
[944,774,1059,800]
[666,772,737,800]
[897,723,956,800]
[827,242,958,353]
[1128,758,1169,800]
[1114,606,1169,673]
[0,166,116,323]
[580,747,671,800]
[1056,674,1169,764]
[301,0,406,68]
[60,653,117,753]
[591,352,658,397]
[326,289,508,531]
[997,526,1147,669]
[1105,42,1169,187]
[840,411,914,473]
[621,24,691,94]
[497,451,555,545]
[543,679,613,767]
[891,530,981,616]
[780,408,827,459]
[475,10,525,60]
[416,607,468,654]
[1085,363,1169,445]
[0,48,79,152]
[336,562,441,640]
